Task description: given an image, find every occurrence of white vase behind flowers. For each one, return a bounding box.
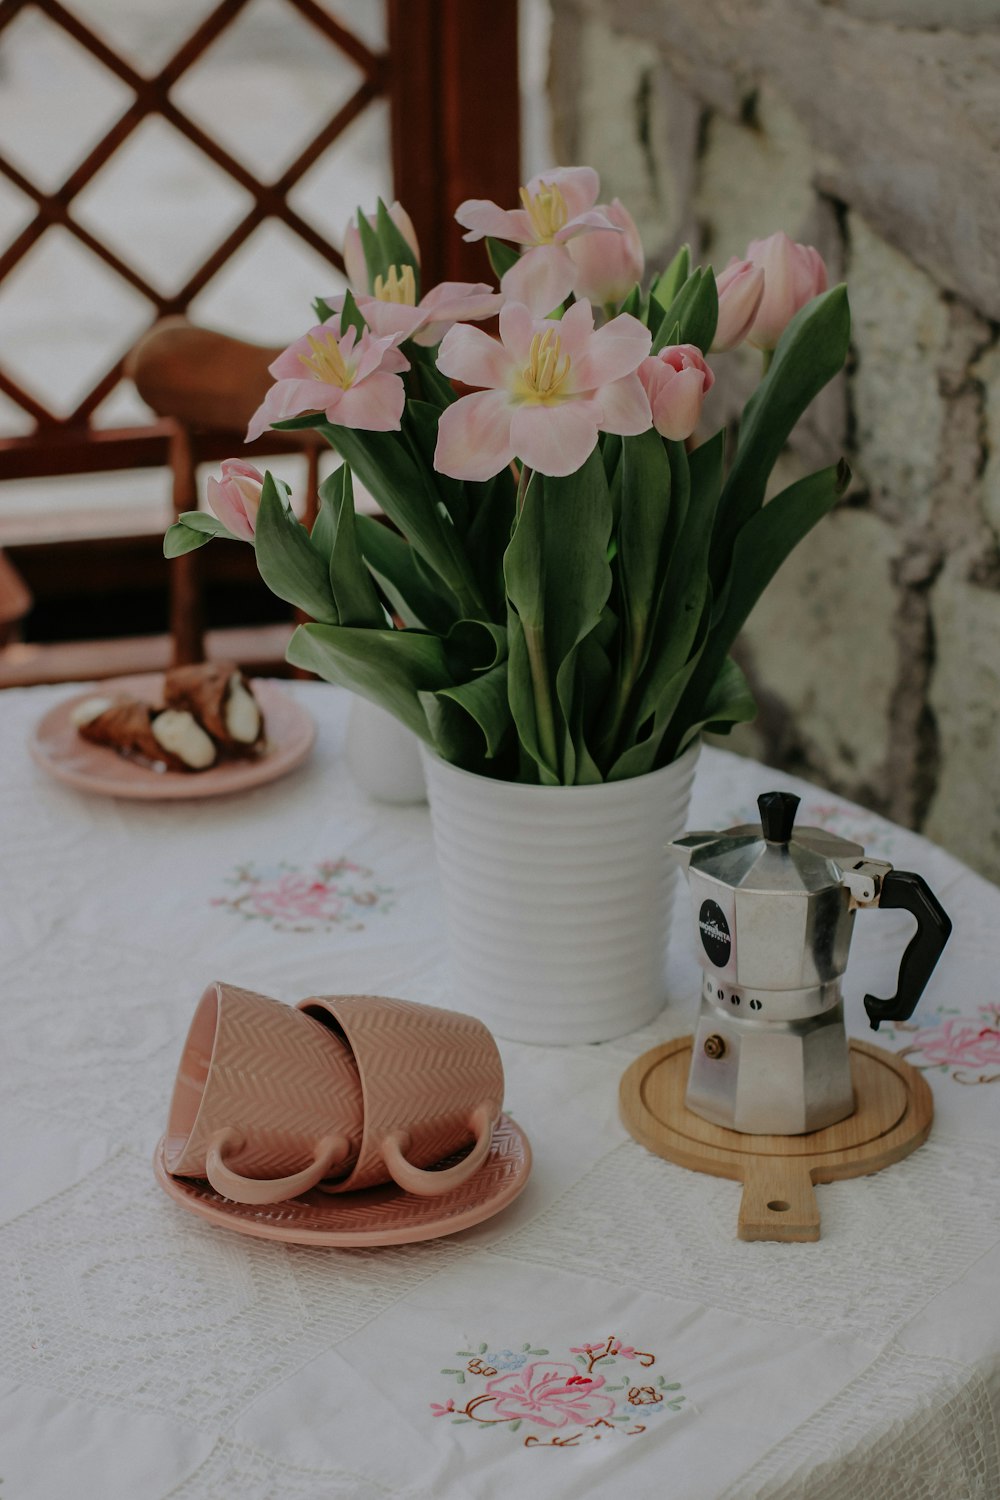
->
[166,167,849,1044]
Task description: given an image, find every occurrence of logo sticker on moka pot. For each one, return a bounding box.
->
[698,900,732,968]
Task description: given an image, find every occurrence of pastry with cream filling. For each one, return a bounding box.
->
[73,696,217,771]
[162,661,264,754]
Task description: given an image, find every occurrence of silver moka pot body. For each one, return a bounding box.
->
[671,791,952,1135]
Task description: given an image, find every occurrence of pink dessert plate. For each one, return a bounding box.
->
[30,672,315,800]
[153,1114,532,1246]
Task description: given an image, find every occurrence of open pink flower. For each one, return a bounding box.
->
[246,322,410,441]
[324,271,502,348]
[456,166,620,314]
[343,199,420,293]
[712,259,766,351]
[566,197,644,307]
[742,231,828,351]
[206,459,265,541]
[485,1362,615,1429]
[638,344,714,441]
[434,299,651,480]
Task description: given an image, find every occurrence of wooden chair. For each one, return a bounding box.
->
[125,317,323,667]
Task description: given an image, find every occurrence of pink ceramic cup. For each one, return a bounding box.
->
[164,982,364,1205]
[296,994,504,1198]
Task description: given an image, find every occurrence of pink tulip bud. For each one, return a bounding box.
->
[343,201,420,293]
[742,231,827,352]
[565,197,644,306]
[712,259,766,351]
[206,459,265,541]
[637,344,714,442]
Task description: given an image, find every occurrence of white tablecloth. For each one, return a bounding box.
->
[2,682,998,1500]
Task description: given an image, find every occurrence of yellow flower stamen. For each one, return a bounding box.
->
[519,180,569,244]
[517,328,572,405]
[298,331,353,389]
[373,264,417,305]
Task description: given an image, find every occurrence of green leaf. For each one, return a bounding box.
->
[651,266,718,354]
[338,286,367,339]
[674,656,756,756]
[313,295,334,323]
[506,607,557,785]
[164,522,213,557]
[465,469,517,618]
[356,206,383,294]
[486,236,520,281]
[713,284,851,573]
[253,473,338,622]
[670,461,848,756]
[319,466,385,626]
[286,622,453,741]
[175,510,237,537]
[320,422,487,620]
[615,430,673,693]
[355,513,460,633]
[618,284,647,320]
[403,400,468,534]
[420,660,511,764]
[376,197,421,298]
[503,452,614,784]
[650,245,690,311]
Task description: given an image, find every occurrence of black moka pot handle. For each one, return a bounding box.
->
[864,871,953,1030]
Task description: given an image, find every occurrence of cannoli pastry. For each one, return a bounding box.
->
[72,696,217,771]
[162,661,264,754]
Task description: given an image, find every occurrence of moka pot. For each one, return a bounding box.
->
[670,791,952,1135]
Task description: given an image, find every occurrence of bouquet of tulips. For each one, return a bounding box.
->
[165,167,849,786]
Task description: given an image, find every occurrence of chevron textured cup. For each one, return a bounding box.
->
[297,994,505,1198]
[164,982,365,1205]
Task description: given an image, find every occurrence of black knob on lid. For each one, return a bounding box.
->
[758,790,800,844]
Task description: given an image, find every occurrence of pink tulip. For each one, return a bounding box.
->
[566,197,644,307]
[343,200,420,293]
[323,270,502,348]
[742,231,828,351]
[638,344,714,441]
[456,166,620,315]
[246,322,410,442]
[433,298,652,481]
[206,459,265,541]
[711,259,766,351]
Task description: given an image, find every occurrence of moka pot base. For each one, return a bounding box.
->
[619,1036,933,1243]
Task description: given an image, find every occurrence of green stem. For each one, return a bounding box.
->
[524,622,559,776]
[516,462,532,515]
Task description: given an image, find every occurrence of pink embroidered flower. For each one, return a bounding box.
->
[430,1399,456,1417]
[906,1017,1000,1072]
[324,276,503,349]
[570,1338,637,1359]
[206,459,265,541]
[484,1361,615,1429]
[246,322,410,441]
[433,298,651,481]
[456,165,620,315]
[248,873,343,924]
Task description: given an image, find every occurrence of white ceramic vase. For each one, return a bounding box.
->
[421,742,700,1045]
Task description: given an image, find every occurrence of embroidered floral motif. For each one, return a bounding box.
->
[211,858,393,934]
[432,1336,686,1447]
[882,1004,1000,1086]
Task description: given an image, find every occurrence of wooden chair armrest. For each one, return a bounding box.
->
[125,317,286,435]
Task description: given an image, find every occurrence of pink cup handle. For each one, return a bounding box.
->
[381,1104,496,1198]
[205,1129,353,1206]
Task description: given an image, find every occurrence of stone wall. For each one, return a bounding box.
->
[548,0,1000,879]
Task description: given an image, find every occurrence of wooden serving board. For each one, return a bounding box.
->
[619,1037,933,1242]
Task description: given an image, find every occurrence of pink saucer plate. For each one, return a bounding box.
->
[153,1114,532,1247]
[31,672,315,800]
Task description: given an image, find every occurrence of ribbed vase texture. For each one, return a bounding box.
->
[422,744,700,1045]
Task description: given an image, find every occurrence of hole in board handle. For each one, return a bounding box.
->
[767,1200,791,1213]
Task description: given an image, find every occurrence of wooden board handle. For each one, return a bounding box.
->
[738,1159,820,1243]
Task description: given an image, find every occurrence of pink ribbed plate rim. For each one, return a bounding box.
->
[31,673,315,801]
[153,1114,531,1246]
